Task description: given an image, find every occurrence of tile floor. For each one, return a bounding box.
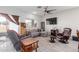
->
[0,36,78,52]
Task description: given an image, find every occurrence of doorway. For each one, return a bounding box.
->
[41,22,45,31]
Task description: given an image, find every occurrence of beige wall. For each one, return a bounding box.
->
[43,7,79,36]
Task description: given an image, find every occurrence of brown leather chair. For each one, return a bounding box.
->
[76,30,79,51]
[59,28,72,44]
[50,29,57,43]
[77,30,79,40]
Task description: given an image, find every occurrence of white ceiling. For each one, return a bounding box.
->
[15,6,78,14]
[0,6,78,16]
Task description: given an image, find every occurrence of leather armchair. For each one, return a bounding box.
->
[59,28,72,44]
[50,29,57,43]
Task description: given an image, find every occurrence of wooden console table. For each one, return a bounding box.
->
[20,38,39,52]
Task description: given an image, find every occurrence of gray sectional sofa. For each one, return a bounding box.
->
[7,30,30,51]
[29,29,41,37]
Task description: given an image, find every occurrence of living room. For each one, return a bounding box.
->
[0,6,79,52]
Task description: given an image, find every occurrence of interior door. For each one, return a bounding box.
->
[41,22,45,31]
[19,23,26,35]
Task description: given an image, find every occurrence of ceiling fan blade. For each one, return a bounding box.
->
[48,9,56,11]
[48,9,56,12]
[44,6,48,12]
[37,6,42,8]
[48,12,53,14]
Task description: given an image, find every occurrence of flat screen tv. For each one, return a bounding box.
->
[46,17,57,25]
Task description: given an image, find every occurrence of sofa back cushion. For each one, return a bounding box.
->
[7,30,19,45]
[7,30,21,51]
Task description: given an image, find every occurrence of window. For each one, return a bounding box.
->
[8,21,18,33]
[0,16,7,33]
[0,15,19,33]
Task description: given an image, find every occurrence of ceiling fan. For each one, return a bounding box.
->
[37,6,56,16]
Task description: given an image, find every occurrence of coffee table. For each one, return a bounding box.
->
[21,38,39,52]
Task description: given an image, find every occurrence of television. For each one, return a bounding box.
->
[46,17,57,25]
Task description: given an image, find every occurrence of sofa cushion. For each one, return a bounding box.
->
[7,30,19,45]
[7,30,20,51]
